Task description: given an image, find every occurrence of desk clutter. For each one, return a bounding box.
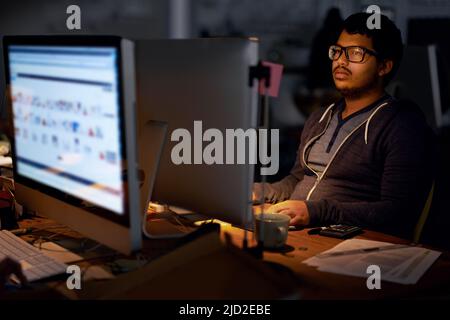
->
[57,229,299,300]
[303,239,441,285]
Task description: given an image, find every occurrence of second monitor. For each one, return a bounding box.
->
[136,38,259,228]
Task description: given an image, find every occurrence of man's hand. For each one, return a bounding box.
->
[252,203,273,215]
[267,200,310,226]
[0,257,28,291]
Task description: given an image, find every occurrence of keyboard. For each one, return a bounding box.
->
[0,230,68,282]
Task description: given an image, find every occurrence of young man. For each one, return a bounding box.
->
[254,12,436,238]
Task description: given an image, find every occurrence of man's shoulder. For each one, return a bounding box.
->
[384,98,429,127]
[378,98,434,140]
[304,96,431,134]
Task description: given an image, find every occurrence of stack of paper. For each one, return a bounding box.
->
[304,239,441,284]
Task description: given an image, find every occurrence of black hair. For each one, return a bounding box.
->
[341,12,403,85]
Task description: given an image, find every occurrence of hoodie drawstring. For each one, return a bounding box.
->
[364,102,389,144]
[318,101,390,144]
[319,103,335,123]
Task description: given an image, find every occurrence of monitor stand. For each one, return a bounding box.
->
[138,120,167,221]
[138,120,200,239]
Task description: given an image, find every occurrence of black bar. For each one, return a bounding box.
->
[17,73,112,88]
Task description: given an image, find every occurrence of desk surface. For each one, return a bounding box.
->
[220,224,450,299]
[11,215,450,300]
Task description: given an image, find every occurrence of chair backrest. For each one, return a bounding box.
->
[413,181,435,244]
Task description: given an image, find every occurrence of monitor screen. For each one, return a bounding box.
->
[7,45,125,215]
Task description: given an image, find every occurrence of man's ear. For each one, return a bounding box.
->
[378,59,394,77]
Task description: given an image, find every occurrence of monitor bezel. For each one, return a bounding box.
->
[3,35,132,227]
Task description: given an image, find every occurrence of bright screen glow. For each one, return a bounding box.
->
[8,45,125,214]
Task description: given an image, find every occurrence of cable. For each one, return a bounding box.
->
[26,229,106,254]
[142,214,188,239]
[143,201,201,239]
[165,207,195,232]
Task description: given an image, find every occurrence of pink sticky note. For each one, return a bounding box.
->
[258,61,284,98]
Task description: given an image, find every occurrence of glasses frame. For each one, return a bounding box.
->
[329,45,379,63]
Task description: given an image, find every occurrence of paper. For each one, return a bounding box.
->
[304,239,441,285]
[39,241,84,264]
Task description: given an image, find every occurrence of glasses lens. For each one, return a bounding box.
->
[329,46,341,61]
[347,47,365,62]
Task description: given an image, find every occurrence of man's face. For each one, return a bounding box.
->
[332,31,381,97]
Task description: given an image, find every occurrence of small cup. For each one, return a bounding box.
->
[254,213,290,249]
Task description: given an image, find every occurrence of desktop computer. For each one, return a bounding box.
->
[135,38,259,229]
[2,36,142,254]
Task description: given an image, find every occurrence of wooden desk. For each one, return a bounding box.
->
[9,216,450,299]
[220,224,450,299]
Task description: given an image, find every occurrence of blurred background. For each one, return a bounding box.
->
[1,0,450,248]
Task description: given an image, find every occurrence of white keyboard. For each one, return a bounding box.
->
[0,230,68,282]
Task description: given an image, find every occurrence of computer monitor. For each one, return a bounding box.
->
[135,38,258,228]
[387,45,450,131]
[2,36,142,254]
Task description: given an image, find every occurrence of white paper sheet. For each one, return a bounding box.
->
[303,239,441,285]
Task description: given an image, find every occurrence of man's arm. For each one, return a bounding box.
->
[253,139,306,203]
[253,172,299,204]
[253,108,324,203]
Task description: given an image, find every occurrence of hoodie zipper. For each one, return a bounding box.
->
[304,102,389,201]
[302,110,333,198]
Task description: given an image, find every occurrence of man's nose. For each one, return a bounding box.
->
[337,51,350,66]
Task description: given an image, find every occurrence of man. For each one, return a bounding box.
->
[254,12,435,238]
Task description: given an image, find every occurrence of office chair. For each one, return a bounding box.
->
[413,181,435,244]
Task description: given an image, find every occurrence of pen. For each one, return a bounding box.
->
[316,244,412,258]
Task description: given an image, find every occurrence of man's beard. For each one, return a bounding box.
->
[335,76,379,99]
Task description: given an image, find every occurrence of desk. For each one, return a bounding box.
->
[7,215,450,300]
[221,224,450,299]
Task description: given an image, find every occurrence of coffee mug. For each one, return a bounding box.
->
[254,213,290,249]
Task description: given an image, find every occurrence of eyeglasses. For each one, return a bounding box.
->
[328,45,379,63]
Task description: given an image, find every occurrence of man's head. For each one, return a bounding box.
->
[329,12,403,98]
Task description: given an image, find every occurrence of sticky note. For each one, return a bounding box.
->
[258,61,284,98]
